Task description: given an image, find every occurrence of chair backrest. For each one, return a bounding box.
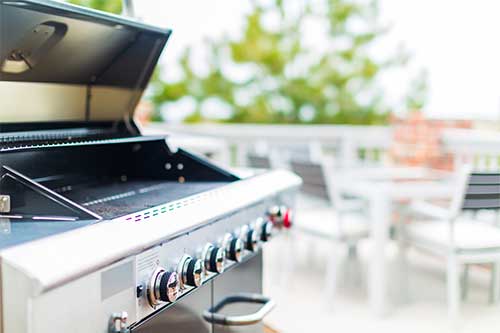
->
[449,165,500,217]
[247,153,272,169]
[290,160,330,200]
[462,172,500,211]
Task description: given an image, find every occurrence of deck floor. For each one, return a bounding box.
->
[263,233,500,333]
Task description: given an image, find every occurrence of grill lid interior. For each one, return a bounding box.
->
[0,0,171,130]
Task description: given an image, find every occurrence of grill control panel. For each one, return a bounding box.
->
[134,203,293,322]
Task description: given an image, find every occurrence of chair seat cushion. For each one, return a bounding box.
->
[406,219,500,251]
[294,207,369,240]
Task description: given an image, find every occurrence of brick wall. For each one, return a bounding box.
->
[390,111,472,170]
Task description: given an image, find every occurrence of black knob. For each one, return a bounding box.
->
[158,271,179,303]
[260,220,274,242]
[148,268,179,307]
[181,257,204,288]
[246,228,259,252]
[227,237,244,262]
[205,245,226,273]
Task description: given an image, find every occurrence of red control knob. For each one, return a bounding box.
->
[282,208,292,229]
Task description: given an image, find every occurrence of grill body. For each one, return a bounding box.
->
[0,3,301,332]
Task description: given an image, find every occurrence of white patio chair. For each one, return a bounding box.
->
[400,165,500,322]
[290,158,369,301]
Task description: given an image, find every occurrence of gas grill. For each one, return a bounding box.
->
[0,1,301,333]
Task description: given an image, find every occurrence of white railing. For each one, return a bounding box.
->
[442,128,500,171]
[145,123,500,171]
[146,123,393,167]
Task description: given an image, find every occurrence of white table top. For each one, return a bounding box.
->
[338,166,457,200]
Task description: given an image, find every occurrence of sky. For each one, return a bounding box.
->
[134,0,500,121]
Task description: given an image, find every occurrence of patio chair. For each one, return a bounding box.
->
[289,158,369,301]
[247,152,272,169]
[247,141,324,170]
[401,165,500,321]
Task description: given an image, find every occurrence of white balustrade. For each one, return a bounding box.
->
[442,128,500,171]
[145,123,500,171]
[146,123,393,168]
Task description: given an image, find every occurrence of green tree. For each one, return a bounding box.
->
[67,0,122,14]
[153,0,408,124]
[405,69,429,112]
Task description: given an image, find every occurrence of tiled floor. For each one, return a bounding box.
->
[263,233,500,333]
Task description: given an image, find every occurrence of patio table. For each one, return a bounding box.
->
[337,167,457,316]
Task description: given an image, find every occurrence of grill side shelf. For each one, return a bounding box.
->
[0,166,102,221]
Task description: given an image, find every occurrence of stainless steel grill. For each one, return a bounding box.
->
[0,1,300,333]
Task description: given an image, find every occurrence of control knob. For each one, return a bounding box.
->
[256,217,274,242]
[244,225,260,252]
[204,244,226,273]
[223,233,244,262]
[178,255,204,288]
[147,267,180,307]
[268,205,293,229]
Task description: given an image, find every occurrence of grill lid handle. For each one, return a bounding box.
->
[203,293,276,326]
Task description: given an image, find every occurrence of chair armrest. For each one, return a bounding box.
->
[408,200,453,220]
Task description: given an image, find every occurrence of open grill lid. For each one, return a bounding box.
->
[0,0,171,137]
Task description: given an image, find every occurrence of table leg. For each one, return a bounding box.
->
[368,192,391,316]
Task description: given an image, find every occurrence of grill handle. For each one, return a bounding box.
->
[203,293,275,326]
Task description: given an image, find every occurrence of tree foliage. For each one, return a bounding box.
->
[67,0,122,15]
[405,69,429,111]
[153,0,407,124]
[67,0,411,125]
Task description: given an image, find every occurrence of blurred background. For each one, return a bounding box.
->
[66,0,500,332]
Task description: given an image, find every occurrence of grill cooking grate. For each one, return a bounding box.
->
[61,180,228,220]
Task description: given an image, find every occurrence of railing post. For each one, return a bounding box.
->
[218,143,232,167]
[235,142,248,167]
[339,137,357,168]
[122,0,135,17]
